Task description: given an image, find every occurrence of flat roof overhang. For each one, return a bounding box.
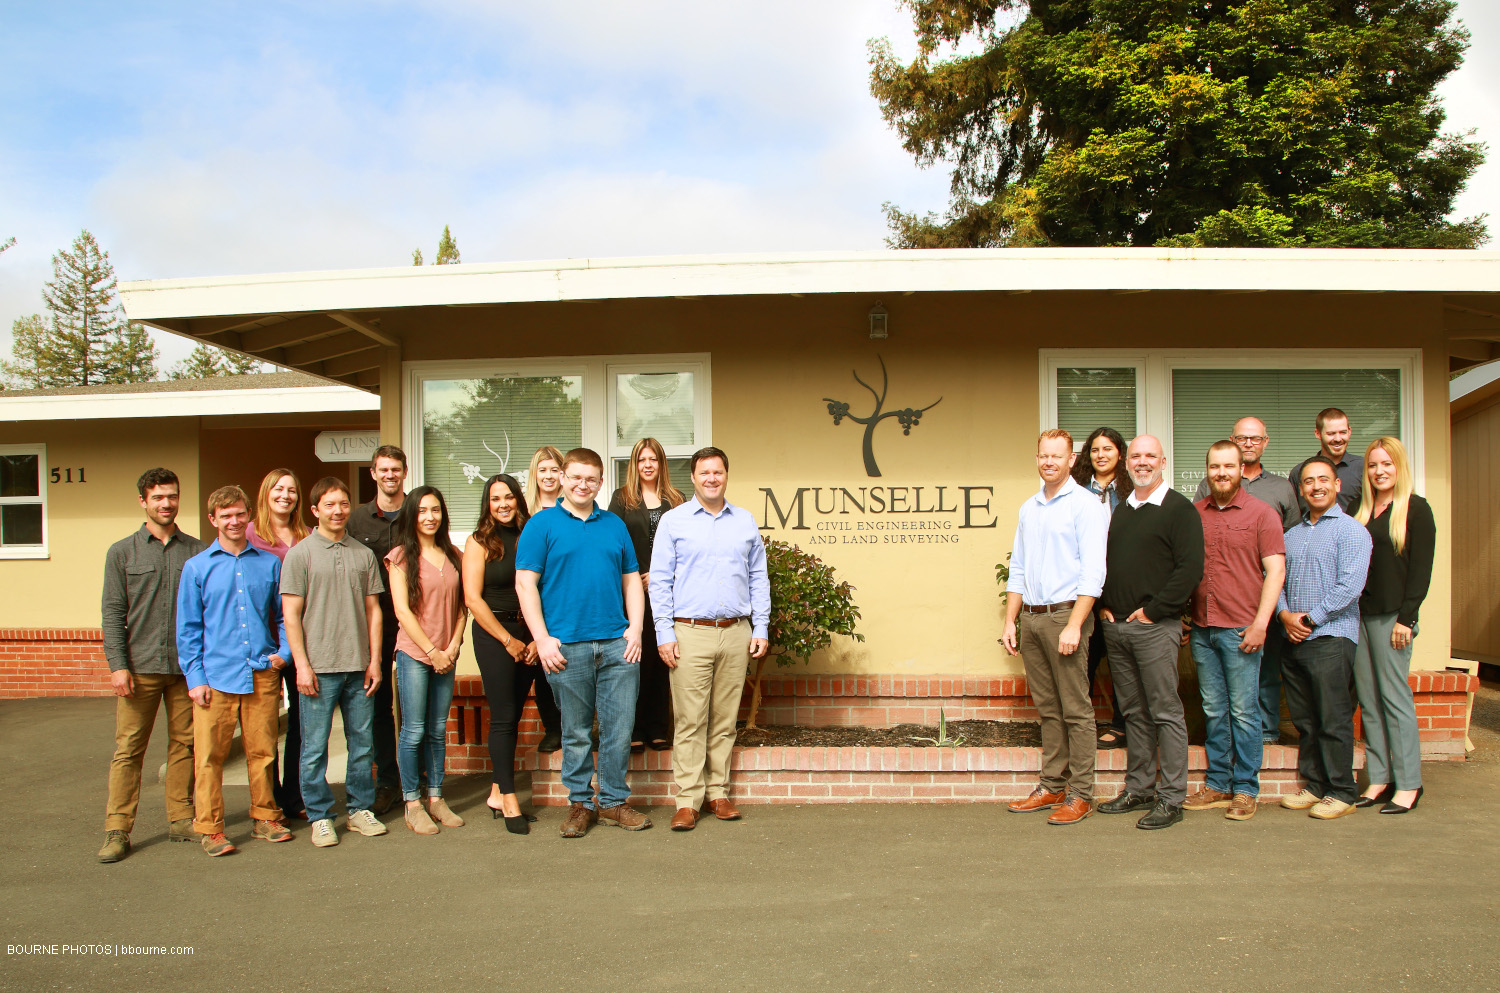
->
[120,248,1500,393]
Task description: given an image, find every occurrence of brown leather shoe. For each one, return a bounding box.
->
[670,807,698,831]
[598,803,653,831]
[1046,796,1093,825]
[1007,786,1065,813]
[701,797,742,821]
[559,802,598,838]
[1183,786,1233,810]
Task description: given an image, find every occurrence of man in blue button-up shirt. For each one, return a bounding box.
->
[650,447,770,831]
[177,485,292,855]
[1276,455,1372,819]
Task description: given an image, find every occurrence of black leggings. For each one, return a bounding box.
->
[1085,616,1125,731]
[474,621,551,793]
[632,607,671,743]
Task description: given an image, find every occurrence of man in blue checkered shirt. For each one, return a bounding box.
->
[1276,455,1372,820]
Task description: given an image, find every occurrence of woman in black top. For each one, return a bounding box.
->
[1352,436,1434,814]
[607,437,685,752]
[461,473,541,834]
[1070,426,1131,748]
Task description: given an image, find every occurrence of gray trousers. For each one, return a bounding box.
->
[1103,619,1188,805]
[1352,612,1423,790]
[1019,610,1096,800]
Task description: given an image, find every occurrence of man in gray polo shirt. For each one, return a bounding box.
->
[282,476,387,848]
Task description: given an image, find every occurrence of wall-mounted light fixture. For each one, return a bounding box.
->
[868,302,889,339]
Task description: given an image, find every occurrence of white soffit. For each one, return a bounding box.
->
[0,385,381,422]
[120,248,1500,320]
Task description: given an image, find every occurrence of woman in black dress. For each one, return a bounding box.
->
[1070,426,1131,747]
[461,473,542,834]
[607,437,685,752]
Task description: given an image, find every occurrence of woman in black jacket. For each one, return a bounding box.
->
[1352,436,1434,814]
[1071,426,1131,747]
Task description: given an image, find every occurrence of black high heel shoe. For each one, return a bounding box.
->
[503,814,531,835]
[1380,787,1423,814]
[1355,785,1395,808]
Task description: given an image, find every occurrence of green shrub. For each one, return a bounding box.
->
[765,537,864,665]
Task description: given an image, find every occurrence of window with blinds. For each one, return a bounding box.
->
[1056,367,1138,445]
[1171,368,1402,494]
[421,375,584,529]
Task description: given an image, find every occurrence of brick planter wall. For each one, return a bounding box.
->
[0,629,110,697]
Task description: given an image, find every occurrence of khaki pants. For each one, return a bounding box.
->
[191,669,283,835]
[1019,610,1096,800]
[104,673,195,832]
[670,620,751,809]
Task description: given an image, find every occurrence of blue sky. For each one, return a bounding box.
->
[3,1,1497,366]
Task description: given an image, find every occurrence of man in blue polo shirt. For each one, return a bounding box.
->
[516,447,647,837]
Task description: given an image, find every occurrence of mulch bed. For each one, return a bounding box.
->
[735,720,1043,749]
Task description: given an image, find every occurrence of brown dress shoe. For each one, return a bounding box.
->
[670,807,698,831]
[701,798,741,821]
[1007,786,1065,813]
[1183,786,1233,810]
[1046,796,1093,826]
[559,802,598,838]
[598,803,653,831]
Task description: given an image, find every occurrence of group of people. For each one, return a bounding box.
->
[98,437,769,860]
[1006,408,1434,829]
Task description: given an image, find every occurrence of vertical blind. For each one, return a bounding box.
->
[1171,368,1402,494]
[1056,367,1138,446]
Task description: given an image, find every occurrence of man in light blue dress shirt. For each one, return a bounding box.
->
[650,447,770,831]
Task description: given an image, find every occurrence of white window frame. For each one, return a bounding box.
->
[606,358,712,492]
[1039,348,1425,491]
[403,353,712,514]
[0,443,49,560]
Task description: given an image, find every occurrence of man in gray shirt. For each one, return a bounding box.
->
[98,467,207,863]
[1193,417,1299,531]
[1292,407,1363,517]
[282,476,387,848]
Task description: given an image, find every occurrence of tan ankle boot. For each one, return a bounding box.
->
[425,796,464,827]
[405,801,440,835]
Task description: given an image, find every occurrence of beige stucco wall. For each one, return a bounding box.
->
[0,418,201,629]
[387,289,1455,677]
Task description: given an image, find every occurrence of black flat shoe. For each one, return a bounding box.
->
[630,741,645,754]
[1355,785,1395,808]
[1380,787,1423,814]
[647,738,673,751]
[1098,791,1156,814]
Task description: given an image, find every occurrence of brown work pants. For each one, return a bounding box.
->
[191,669,283,835]
[104,672,196,832]
[1019,609,1096,800]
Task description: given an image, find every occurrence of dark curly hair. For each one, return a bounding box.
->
[1070,426,1131,504]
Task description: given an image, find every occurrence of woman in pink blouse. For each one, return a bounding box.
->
[386,486,469,835]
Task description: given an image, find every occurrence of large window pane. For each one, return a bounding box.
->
[0,454,39,498]
[616,372,695,447]
[422,375,583,529]
[611,457,693,498]
[1057,367,1136,445]
[0,504,43,545]
[1171,368,1401,494]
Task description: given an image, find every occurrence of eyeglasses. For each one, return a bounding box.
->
[1230,435,1268,445]
[563,474,601,488]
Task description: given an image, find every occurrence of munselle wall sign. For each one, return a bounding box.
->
[758,356,995,544]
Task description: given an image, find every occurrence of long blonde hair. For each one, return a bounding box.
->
[254,468,310,544]
[1355,436,1412,555]
[525,445,565,513]
[617,437,685,511]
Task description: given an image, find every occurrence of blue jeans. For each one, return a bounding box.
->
[396,651,455,800]
[299,671,375,823]
[1190,626,1264,795]
[1258,622,1287,742]
[547,638,639,808]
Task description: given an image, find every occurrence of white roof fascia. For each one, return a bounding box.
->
[0,385,381,422]
[1451,360,1500,402]
[120,248,1500,321]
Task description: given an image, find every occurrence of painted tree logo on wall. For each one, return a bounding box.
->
[823,356,941,477]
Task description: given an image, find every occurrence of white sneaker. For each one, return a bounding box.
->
[1309,796,1356,820]
[347,809,388,837]
[310,818,338,848]
[1280,789,1322,810]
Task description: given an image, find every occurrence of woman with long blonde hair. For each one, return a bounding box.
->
[607,438,685,751]
[1352,437,1435,814]
[525,445,566,515]
[245,468,310,820]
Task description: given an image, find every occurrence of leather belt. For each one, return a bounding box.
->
[1022,600,1077,615]
[674,617,747,628]
[493,609,523,622]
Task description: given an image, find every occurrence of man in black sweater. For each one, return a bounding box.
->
[1097,435,1205,830]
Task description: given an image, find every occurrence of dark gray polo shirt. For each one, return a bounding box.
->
[101,525,208,674]
[1194,468,1300,532]
[280,529,384,674]
[1290,451,1363,517]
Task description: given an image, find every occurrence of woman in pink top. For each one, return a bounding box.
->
[245,468,310,820]
[386,485,468,835]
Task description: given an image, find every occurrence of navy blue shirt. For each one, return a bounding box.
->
[515,501,639,643]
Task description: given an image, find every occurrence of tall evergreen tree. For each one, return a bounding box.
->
[869,0,1487,248]
[435,225,460,264]
[168,343,261,380]
[412,247,424,266]
[1,230,158,387]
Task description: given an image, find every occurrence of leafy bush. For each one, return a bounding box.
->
[764,537,864,665]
